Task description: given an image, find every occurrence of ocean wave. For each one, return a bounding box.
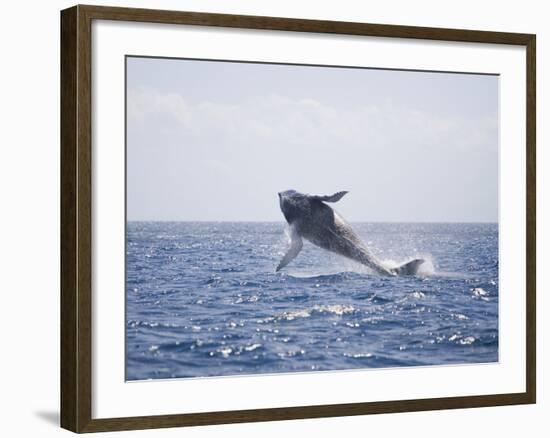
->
[262,304,357,322]
[284,271,367,282]
[126,221,499,380]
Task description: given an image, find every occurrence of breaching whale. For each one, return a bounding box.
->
[276,190,425,276]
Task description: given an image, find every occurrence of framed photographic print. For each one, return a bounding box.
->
[60,4,536,433]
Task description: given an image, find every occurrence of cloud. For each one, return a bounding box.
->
[128,87,191,125]
[126,86,498,221]
[128,86,496,155]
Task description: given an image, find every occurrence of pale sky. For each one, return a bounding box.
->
[126,56,498,222]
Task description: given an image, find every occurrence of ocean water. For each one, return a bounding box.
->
[126,222,498,380]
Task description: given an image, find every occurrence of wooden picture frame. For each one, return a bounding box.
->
[61,4,536,433]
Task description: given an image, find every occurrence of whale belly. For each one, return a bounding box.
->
[301,213,392,275]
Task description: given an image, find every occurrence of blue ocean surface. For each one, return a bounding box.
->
[126,222,498,380]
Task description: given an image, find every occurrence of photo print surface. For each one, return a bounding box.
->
[125,56,499,380]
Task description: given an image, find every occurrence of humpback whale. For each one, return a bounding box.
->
[276,190,425,276]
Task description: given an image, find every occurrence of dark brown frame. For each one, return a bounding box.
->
[61,4,536,433]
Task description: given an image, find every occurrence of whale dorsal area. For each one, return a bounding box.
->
[309,191,349,203]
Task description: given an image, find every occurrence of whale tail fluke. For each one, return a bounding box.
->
[391,258,425,276]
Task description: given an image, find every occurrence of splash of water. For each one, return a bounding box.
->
[381,255,436,277]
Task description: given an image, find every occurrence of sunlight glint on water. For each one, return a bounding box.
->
[126,222,498,380]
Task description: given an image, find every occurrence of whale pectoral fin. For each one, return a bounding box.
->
[391,258,425,276]
[276,236,303,272]
[310,191,349,203]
